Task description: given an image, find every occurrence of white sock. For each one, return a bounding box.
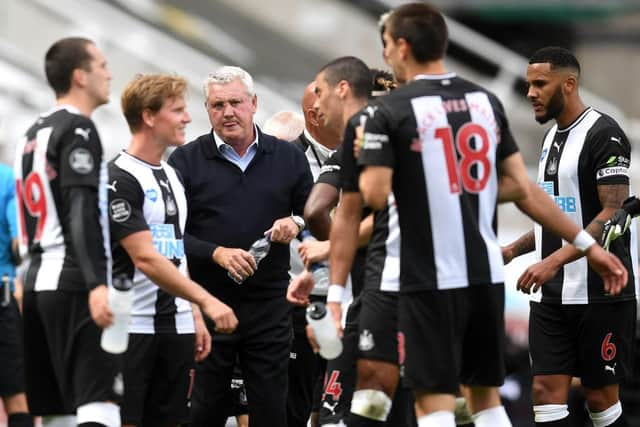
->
[589,401,623,427]
[534,404,569,423]
[472,405,512,427]
[42,416,77,427]
[350,389,393,421]
[77,402,120,427]
[418,410,456,427]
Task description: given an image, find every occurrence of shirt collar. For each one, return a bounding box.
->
[303,128,333,162]
[213,124,260,153]
[41,104,82,117]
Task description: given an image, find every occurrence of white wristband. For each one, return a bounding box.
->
[572,230,596,252]
[327,284,345,303]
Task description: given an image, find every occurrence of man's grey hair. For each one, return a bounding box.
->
[203,66,254,99]
[262,111,305,142]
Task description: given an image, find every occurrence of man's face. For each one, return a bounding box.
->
[312,71,342,133]
[526,63,565,124]
[382,29,406,84]
[151,95,191,147]
[205,79,257,146]
[84,43,111,107]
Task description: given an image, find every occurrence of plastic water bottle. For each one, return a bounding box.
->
[228,235,272,284]
[300,230,330,295]
[306,302,343,360]
[101,276,133,354]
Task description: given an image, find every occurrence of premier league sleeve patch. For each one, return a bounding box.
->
[68,147,95,174]
[110,198,132,223]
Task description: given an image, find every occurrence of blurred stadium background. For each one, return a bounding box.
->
[1,1,639,426]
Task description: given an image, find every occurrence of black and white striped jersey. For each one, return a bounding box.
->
[533,107,637,304]
[14,105,111,292]
[358,74,519,292]
[108,151,194,334]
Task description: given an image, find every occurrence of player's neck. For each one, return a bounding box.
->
[127,132,165,166]
[56,92,98,117]
[405,59,447,82]
[341,97,368,131]
[556,97,587,129]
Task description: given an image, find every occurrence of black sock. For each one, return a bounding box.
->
[535,418,569,427]
[347,412,386,427]
[77,423,108,427]
[8,413,33,427]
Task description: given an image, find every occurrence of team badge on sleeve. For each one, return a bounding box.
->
[110,199,132,223]
[69,148,94,174]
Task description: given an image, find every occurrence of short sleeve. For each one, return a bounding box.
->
[357,103,395,169]
[590,125,630,185]
[58,117,103,189]
[316,148,342,190]
[108,164,148,242]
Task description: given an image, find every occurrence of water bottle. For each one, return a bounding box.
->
[306,302,343,360]
[300,230,329,295]
[228,235,272,284]
[101,276,133,354]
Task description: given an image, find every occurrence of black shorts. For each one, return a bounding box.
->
[122,333,195,426]
[358,289,399,364]
[318,317,358,425]
[0,294,26,398]
[22,291,122,415]
[529,300,637,388]
[399,285,505,394]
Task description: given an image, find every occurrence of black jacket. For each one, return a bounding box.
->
[168,128,313,302]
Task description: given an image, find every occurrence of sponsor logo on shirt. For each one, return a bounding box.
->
[150,224,184,259]
[362,132,389,150]
[145,188,158,202]
[539,181,577,213]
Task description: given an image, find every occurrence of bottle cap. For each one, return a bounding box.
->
[306,301,327,320]
[112,275,133,291]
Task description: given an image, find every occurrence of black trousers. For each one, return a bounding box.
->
[190,295,292,427]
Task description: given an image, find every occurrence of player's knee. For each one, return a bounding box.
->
[350,389,392,421]
[584,386,620,412]
[531,378,565,404]
[533,404,569,424]
[76,402,120,427]
[356,360,398,395]
[588,401,623,427]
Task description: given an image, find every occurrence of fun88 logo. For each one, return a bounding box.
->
[150,224,185,259]
[539,182,577,213]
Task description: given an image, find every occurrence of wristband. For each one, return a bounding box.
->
[572,230,596,252]
[327,284,345,303]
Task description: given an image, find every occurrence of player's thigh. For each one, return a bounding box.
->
[578,300,636,389]
[318,321,358,425]
[398,290,460,395]
[0,296,27,399]
[142,333,195,427]
[460,285,505,387]
[529,301,578,377]
[121,334,156,425]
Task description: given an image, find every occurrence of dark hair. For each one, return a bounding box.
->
[529,46,581,75]
[386,3,448,63]
[45,37,94,97]
[370,68,396,97]
[319,56,372,100]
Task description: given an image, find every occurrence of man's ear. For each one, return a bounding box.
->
[563,73,578,96]
[71,68,87,89]
[336,80,350,100]
[396,37,410,60]
[142,108,155,128]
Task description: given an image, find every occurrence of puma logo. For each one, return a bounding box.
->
[106,180,117,192]
[552,140,563,151]
[605,363,616,375]
[323,401,338,415]
[610,136,622,146]
[74,127,91,141]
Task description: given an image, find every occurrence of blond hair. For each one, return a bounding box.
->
[121,74,188,132]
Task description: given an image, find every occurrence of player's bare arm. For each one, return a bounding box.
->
[359,166,392,211]
[496,152,530,203]
[304,182,339,240]
[502,230,535,265]
[516,183,628,294]
[121,230,238,333]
